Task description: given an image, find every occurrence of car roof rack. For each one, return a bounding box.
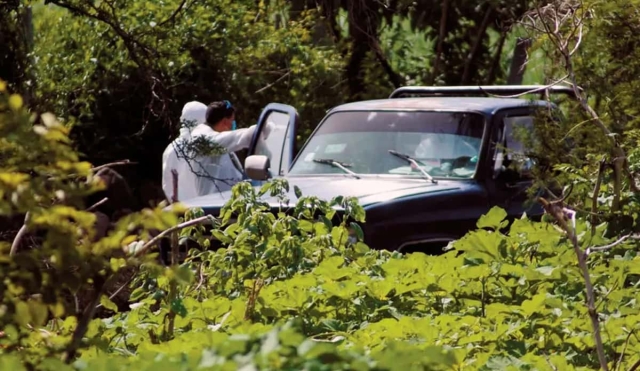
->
[388,85,581,100]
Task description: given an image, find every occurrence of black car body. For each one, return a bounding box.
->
[180,85,576,253]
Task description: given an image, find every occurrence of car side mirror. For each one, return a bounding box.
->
[244,155,271,180]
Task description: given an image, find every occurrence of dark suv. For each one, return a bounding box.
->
[180,85,576,253]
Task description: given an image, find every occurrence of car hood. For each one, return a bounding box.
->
[179,176,464,211]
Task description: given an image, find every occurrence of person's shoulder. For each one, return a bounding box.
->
[162,141,176,158]
[191,124,215,136]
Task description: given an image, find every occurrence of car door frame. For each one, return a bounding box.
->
[247,103,300,178]
[485,106,543,219]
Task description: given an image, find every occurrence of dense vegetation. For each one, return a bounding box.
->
[2,0,549,205]
[3,0,640,369]
[2,82,640,369]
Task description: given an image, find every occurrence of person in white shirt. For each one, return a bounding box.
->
[161,101,207,202]
[163,100,273,202]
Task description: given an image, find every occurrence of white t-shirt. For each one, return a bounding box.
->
[162,128,200,202]
[187,123,257,198]
[162,116,273,202]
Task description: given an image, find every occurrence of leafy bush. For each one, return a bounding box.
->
[70,194,638,371]
[3,185,640,367]
[3,82,640,370]
[0,81,185,362]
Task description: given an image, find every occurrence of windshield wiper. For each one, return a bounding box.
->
[313,158,361,179]
[388,150,437,184]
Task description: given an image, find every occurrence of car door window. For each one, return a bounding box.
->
[253,111,294,176]
[494,115,535,180]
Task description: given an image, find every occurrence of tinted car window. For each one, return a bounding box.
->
[493,115,535,179]
[289,111,486,178]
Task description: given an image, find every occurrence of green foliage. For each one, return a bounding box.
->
[0,83,188,364]
[0,1,31,92]
[0,82,94,213]
[4,125,640,370]
[7,1,640,369]
[25,0,545,204]
[4,82,640,370]
[510,0,640,239]
[30,0,346,176]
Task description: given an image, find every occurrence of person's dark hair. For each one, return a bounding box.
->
[206,100,235,126]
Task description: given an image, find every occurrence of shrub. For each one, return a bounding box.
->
[2,83,640,370]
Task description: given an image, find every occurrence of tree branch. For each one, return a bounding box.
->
[156,0,188,28]
[47,0,172,132]
[255,71,291,93]
[132,215,215,257]
[615,330,633,371]
[539,198,609,371]
[586,233,640,255]
[372,43,403,88]
[561,26,628,213]
[523,1,637,215]
[86,197,108,212]
[479,75,569,98]
[10,212,30,256]
[62,277,106,363]
[591,159,606,236]
[91,160,135,173]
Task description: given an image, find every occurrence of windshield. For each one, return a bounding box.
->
[288,110,486,179]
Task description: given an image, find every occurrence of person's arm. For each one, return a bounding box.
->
[212,121,275,153]
[212,125,257,153]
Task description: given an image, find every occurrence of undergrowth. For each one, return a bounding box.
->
[2,80,640,371]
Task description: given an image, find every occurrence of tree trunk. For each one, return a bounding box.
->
[461,5,493,85]
[430,0,450,85]
[507,37,532,85]
[20,6,34,106]
[345,0,380,100]
[486,31,507,84]
[346,39,369,100]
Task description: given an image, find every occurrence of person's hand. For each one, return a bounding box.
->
[262,121,276,140]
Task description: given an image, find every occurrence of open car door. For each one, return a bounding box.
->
[246,103,299,179]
